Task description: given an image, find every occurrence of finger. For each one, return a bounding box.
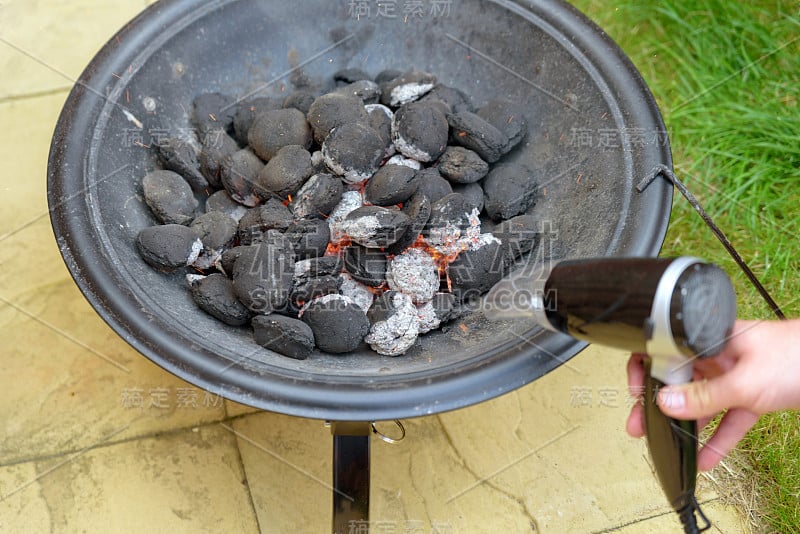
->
[657,373,743,420]
[697,408,759,471]
[627,353,646,394]
[626,402,645,438]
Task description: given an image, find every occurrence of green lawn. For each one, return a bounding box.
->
[571,0,800,531]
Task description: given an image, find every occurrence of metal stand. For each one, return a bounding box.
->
[331,422,371,534]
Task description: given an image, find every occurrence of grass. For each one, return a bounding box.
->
[571,0,800,531]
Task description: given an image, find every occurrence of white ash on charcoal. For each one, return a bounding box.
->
[391,101,449,162]
[447,110,509,164]
[142,170,198,225]
[416,300,441,334]
[333,68,372,85]
[364,104,395,155]
[237,198,293,245]
[199,129,238,189]
[252,314,315,360]
[421,292,459,330]
[189,273,252,326]
[414,167,452,203]
[365,291,419,356]
[290,274,341,310]
[385,192,431,256]
[291,173,345,220]
[327,190,364,245]
[423,193,472,252]
[205,190,248,222]
[233,96,283,145]
[307,93,369,143]
[232,241,295,314]
[386,248,439,304]
[379,70,437,107]
[338,272,374,314]
[290,256,344,308]
[452,182,485,214]
[220,148,264,207]
[334,80,381,105]
[483,163,538,221]
[189,211,238,269]
[342,206,411,248]
[284,218,331,260]
[192,92,237,135]
[300,294,370,354]
[248,108,312,161]
[282,90,316,114]
[477,98,529,153]
[310,150,326,172]
[437,147,489,184]
[343,245,388,288]
[136,224,203,271]
[255,144,314,200]
[418,84,474,115]
[154,136,208,191]
[364,164,419,206]
[385,154,421,170]
[322,121,386,184]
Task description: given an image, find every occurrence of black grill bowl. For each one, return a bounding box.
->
[48,0,672,421]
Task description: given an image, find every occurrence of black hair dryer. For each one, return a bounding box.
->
[486,257,737,533]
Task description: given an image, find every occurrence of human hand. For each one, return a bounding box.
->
[626,319,800,471]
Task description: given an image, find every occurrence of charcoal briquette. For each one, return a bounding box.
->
[447,111,509,163]
[154,137,208,191]
[291,173,345,219]
[307,93,369,143]
[220,148,264,207]
[233,96,283,144]
[291,275,341,306]
[190,273,252,326]
[374,68,402,85]
[477,98,529,153]
[429,292,457,323]
[248,108,312,161]
[136,224,203,271]
[293,256,344,281]
[364,164,419,206]
[492,214,542,268]
[483,163,538,221]
[447,240,505,303]
[343,245,387,287]
[205,190,248,222]
[219,245,248,276]
[322,121,386,184]
[365,104,394,150]
[343,206,411,248]
[252,314,315,360]
[282,90,317,114]
[424,192,471,244]
[192,92,236,135]
[328,190,364,245]
[365,291,419,356]
[301,294,370,353]
[190,211,237,251]
[385,192,431,256]
[379,70,437,107]
[255,145,313,200]
[237,198,294,245]
[385,154,420,170]
[437,146,489,184]
[334,68,371,85]
[418,84,473,114]
[452,182,485,214]
[413,167,452,203]
[338,273,374,314]
[334,80,381,104]
[391,102,448,162]
[199,129,239,189]
[142,170,198,225]
[284,218,331,259]
[232,242,295,313]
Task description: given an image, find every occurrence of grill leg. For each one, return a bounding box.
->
[331,422,371,534]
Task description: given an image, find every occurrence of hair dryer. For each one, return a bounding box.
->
[486,257,737,533]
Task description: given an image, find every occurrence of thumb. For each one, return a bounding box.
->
[657,375,739,420]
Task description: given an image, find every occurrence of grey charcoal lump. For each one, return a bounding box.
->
[135,66,543,359]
